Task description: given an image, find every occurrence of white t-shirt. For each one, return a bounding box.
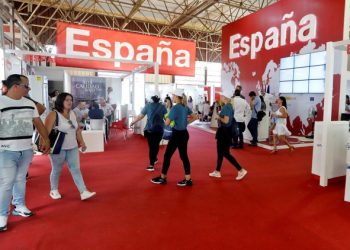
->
[0,96,39,151]
[56,111,79,150]
[100,104,113,117]
[232,96,250,122]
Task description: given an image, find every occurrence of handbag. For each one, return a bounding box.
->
[34,111,66,154]
[162,125,173,140]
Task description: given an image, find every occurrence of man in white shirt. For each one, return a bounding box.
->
[73,101,89,129]
[232,89,250,148]
[0,74,50,232]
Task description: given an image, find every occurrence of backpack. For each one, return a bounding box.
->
[148,104,164,132]
[259,96,266,111]
[255,97,266,122]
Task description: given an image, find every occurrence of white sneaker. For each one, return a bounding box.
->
[50,190,62,200]
[209,171,221,178]
[236,169,248,181]
[80,191,96,201]
[12,205,33,217]
[0,216,8,232]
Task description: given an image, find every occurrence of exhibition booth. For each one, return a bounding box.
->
[220,0,350,201]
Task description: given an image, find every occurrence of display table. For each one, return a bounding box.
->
[258,115,269,141]
[312,121,348,185]
[82,130,104,153]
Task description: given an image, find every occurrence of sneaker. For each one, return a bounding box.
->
[151,176,167,184]
[209,171,221,178]
[12,205,33,217]
[146,165,155,172]
[236,169,248,181]
[177,179,193,186]
[0,216,8,232]
[80,190,96,201]
[49,190,62,200]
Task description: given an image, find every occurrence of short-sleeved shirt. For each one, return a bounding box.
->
[141,103,167,131]
[251,96,262,119]
[168,104,192,131]
[0,96,39,151]
[219,103,233,128]
[88,109,104,119]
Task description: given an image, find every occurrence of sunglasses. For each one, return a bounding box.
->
[68,120,76,129]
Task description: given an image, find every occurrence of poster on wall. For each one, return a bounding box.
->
[221,0,345,135]
[71,76,106,107]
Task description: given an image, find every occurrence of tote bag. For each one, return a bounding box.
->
[162,125,173,140]
[34,111,66,154]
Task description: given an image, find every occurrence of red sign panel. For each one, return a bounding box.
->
[221,0,345,135]
[56,22,196,76]
[347,44,350,54]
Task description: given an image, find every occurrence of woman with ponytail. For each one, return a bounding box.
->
[151,89,197,186]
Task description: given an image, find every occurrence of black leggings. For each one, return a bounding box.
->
[144,130,163,166]
[161,129,191,175]
[216,127,242,172]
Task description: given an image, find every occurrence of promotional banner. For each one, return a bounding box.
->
[56,22,196,76]
[221,0,345,135]
[71,76,106,107]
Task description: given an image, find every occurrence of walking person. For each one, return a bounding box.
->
[247,91,261,146]
[45,93,96,200]
[270,96,294,153]
[151,89,197,186]
[209,91,248,180]
[0,74,50,232]
[130,94,167,171]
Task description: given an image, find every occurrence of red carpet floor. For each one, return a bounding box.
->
[1,128,350,250]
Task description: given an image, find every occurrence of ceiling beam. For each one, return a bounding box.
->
[121,0,145,29]
[159,0,219,35]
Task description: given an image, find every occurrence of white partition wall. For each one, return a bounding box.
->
[317,40,350,187]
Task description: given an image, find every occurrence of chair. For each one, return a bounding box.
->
[89,119,107,143]
[110,117,128,140]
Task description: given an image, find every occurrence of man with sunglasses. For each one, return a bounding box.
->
[0,74,50,232]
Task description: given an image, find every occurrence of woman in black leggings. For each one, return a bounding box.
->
[151,89,197,186]
[131,95,167,171]
[209,91,248,180]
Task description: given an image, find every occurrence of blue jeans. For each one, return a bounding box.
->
[49,147,87,193]
[0,149,33,216]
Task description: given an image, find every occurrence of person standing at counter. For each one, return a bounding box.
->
[247,91,261,146]
[130,94,167,172]
[151,89,197,187]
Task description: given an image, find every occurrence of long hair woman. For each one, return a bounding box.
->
[271,96,294,153]
[45,92,96,200]
[209,91,248,180]
[151,89,197,186]
[130,94,167,171]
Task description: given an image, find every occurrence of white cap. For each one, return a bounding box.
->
[172,88,184,97]
[218,90,232,99]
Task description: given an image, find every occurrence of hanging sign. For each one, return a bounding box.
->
[56,22,196,76]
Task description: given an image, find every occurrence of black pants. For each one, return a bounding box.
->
[248,118,258,143]
[216,127,242,172]
[144,130,163,166]
[233,122,246,147]
[162,129,191,175]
